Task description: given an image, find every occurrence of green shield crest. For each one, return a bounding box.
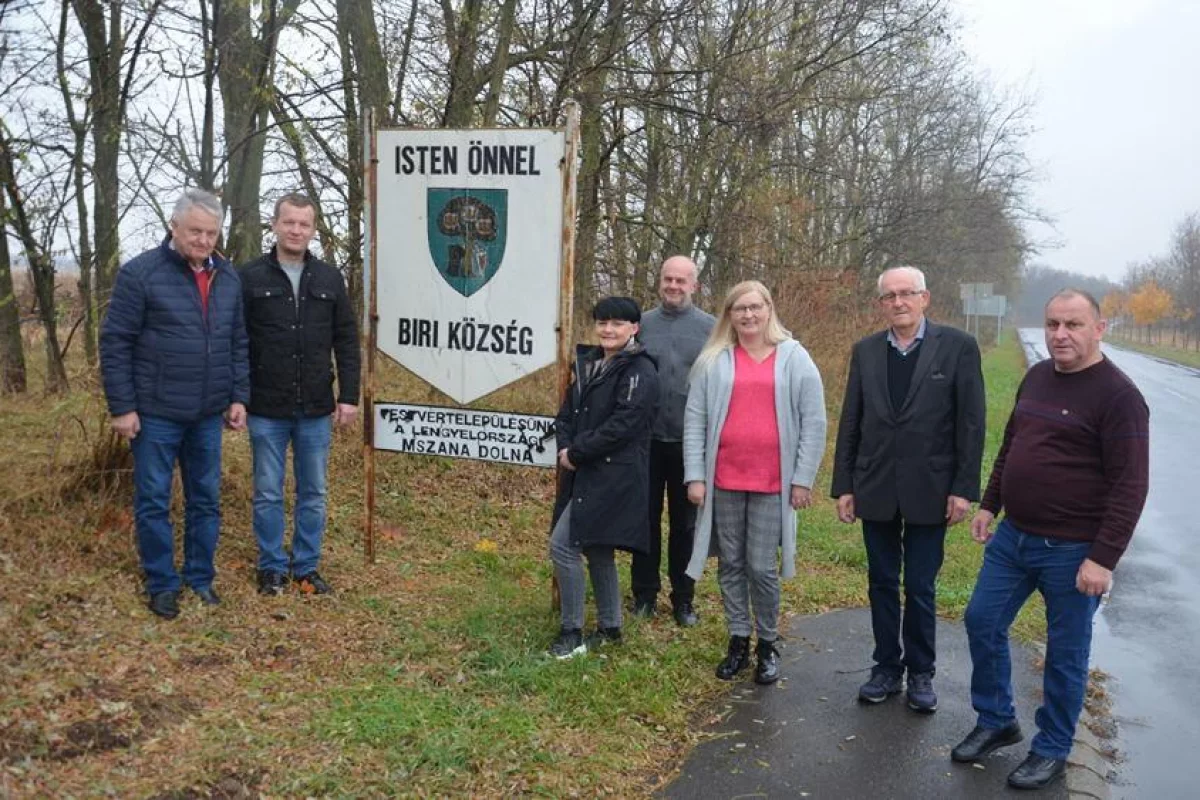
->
[427,188,508,297]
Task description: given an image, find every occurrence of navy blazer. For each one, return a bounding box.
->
[830,321,986,525]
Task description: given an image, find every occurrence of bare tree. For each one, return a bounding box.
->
[56,0,96,363]
[70,0,162,303]
[216,0,302,264]
[0,128,69,392]
[0,186,28,394]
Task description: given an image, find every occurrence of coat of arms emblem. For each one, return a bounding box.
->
[426,188,508,297]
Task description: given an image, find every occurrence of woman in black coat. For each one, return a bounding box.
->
[548,296,659,658]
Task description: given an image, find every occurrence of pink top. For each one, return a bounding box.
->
[715,345,781,492]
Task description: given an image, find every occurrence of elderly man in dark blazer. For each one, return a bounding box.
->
[831,266,985,713]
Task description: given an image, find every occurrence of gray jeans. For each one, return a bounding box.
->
[549,508,623,631]
[714,488,782,640]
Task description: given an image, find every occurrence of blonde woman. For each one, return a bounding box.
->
[683,281,827,683]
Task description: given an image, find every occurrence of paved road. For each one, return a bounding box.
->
[1019,329,1200,796]
[660,609,1064,799]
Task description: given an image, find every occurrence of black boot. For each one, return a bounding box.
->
[715,635,751,680]
[754,639,781,685]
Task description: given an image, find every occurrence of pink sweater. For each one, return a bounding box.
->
[715,346,781,492]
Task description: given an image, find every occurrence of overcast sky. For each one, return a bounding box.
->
[953,0,1200,282]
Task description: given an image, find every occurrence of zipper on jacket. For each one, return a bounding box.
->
[271,255,308,411]
[202,269,215,407]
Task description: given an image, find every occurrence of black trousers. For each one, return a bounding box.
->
[862,513,946,677]
[631,440,696,606]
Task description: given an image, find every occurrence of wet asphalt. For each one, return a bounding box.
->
[660,608,1065,799]
[1079,340,1200,798]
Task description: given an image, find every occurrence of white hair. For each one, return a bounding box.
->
[171,188,224,224]
[877,266,926,295]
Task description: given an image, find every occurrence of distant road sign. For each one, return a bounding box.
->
[963,295,1007,316]
[959,282,994,301]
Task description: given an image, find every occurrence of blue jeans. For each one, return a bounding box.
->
[249,414,332,576]
[131,414,224,594]
[965,519,1101,760]
[862,515,946,676]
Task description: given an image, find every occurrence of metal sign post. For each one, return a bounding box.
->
[553,102,581,611]
[364,107,379,564]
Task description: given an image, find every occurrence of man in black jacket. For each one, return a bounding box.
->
[831,266,985,712]
[239,193,360,595]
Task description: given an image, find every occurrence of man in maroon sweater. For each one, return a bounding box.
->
[951,290,1149,790]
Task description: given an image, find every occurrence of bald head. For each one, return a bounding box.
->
[658,255,699,309]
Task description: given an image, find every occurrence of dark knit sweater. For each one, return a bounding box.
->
[886,339,922,410]
[980,357,1149,570]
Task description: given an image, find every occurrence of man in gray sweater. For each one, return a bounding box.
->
[631,256,716,625]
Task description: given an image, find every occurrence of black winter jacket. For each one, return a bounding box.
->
[238,248,360,418]
[551,341,659,554]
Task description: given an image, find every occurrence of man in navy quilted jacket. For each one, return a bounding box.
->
[100,189,250,619]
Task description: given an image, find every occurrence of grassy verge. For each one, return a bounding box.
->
[792,330,1042,640]
[1107,333,1200,369]
[0,332,1033,797]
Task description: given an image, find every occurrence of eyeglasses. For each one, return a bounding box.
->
[731,302,766,315]
[878,289,925,303]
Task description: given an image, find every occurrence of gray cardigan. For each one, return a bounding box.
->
[683,338,828,580]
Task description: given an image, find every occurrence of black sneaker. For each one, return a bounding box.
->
[906,671,938,713]
[148,590,180,620]
[715,635,751,680]
[192,586,221,606]
[858,670,903,703]
[632,598,656,618]
[584,627,623,650]
[548,628,586,659]
[754,639,781,685]
[672,602,699,627]
[951,723,1023,763]
[293,571,332,595]
[1007,753,1066,789]
[257,570,287,596]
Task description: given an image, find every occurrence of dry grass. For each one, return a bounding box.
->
[0,286,1027,798]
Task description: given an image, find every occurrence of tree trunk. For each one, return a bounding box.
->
[72,0,161,304]
[0,188,28,394]
[270,101,337,259]
[334,0,392,315]
[0,135,68,393]
[481,0,519,126]
[59,0,96,364]
[200,0,218,189]
[573,0,627,305]
[442,0,484,127]
[216,0,300,264]
[71,0,123,306]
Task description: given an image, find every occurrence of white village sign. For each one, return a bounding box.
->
[374,403,557,468]
[374,128,566,404]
